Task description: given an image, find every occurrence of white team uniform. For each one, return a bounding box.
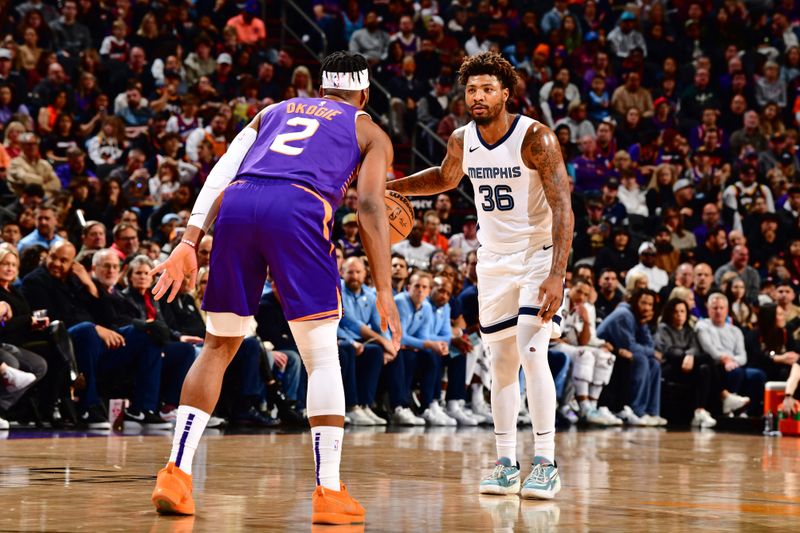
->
[460,115,559,342]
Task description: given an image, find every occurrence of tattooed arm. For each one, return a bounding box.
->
[386,128,465,196]
[522,122,575,322]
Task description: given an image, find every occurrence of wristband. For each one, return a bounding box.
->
[181,238,197,249]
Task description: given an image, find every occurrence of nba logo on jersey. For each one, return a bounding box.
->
[333,440,340,451]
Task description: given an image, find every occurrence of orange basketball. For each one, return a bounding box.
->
[384,190,414,244]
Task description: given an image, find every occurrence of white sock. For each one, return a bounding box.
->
[312,425,344,490]
[471,383,484,405]
[492,381,520,464]
[168,405,210,475]
[589,384,602,402]
[579,399,592,416]
[518,322,556,464]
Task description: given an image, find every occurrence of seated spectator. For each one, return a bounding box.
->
[725,276,757,329]
[692,263,716,319]
[336,257,392,425]
[611,71,654,118]
[597,288,665,426]
[21,242,168,429]
[110,222,139,261]
[17,204,65,252]
[694,226,730,273]
[421,210,448,252]
[349,11,389,66]
[8,133,61,195]
[593,226,637,277]
[337,213,363,259]
[756,304,800,381]
[595,268,624,321]
[662,207,697,253]
[555,277,621,426]
[391,254,409,295]
[429,275,477,425]
[617,169,648,218]
[653,227,680,275]
[393,219,436,270]
[386,271,449,425]
[696,293,766,416]
[645,164,676,218]
[627,242,669,292]
[714,245,760,304]
[722,163,774,233]
[448,215,479,261]
[655,298,718,428]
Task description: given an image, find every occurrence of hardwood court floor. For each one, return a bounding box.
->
[0,427,799,532]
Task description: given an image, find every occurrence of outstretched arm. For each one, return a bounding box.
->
[356,117,402,352]
[522,122,574,322]
[386,129,465,196]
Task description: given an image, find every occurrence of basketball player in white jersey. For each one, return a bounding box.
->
[388,52,574,499]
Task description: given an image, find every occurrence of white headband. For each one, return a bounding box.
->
[321,69,370,91]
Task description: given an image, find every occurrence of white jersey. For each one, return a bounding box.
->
[461,115,552,254]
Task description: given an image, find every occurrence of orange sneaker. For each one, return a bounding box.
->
[311,483,366,525]
[151,462,195,515]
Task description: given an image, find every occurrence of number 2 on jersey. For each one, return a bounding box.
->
[478,185,514,211]
[269,117,320,156]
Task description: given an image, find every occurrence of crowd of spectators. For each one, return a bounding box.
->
[0,0,799,432]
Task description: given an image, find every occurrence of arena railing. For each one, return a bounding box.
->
[280,0,396,134]
[280,0,328,60]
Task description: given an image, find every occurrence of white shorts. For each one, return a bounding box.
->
[476,245,562,342]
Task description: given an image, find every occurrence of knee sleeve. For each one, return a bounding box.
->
[571,349,596,383]
[487,337,521,387]
[592,349,616,386]
[289,319,344,417]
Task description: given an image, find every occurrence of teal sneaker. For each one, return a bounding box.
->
[479,457,521,495]
[520,456,561,500]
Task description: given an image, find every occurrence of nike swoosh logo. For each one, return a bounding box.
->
[127,411,145,421]
[535,431,552,436]
[469,146,479,152]
[543,244,554,250]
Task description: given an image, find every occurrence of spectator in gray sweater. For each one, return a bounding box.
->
[696,293,766,416]
[655,298,718,428]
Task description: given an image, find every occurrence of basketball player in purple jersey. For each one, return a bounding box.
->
[149,52,401,525]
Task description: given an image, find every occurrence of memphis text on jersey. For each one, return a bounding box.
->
[466,166,523,179]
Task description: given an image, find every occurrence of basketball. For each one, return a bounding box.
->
[384,190,414,244]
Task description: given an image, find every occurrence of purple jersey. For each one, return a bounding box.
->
[236,97,362,206]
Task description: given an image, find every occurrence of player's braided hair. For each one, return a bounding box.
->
[320,51,370,89]
[458,51,518,90]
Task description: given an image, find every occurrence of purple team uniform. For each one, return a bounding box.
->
[203,97,362,321]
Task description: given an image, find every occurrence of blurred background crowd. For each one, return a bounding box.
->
[0,0,797,433]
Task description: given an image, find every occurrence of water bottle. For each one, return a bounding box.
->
[763,411,774,436]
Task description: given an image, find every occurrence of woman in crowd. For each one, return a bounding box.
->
[756,304,800,382]
[655,298,718,428]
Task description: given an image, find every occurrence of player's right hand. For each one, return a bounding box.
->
[150,242,198,303]
[376,290,402,354]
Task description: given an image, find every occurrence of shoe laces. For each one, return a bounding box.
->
[484,463,510,481]
[529,463,552,484]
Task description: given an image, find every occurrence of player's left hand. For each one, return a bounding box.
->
[376,290,402,353]
[150,242,198,302]
[537,274,564,322]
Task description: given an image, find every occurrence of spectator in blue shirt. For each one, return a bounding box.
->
[337,257,390,425]
[17,205,65,252]
[597,288,664,426]
[388,271,456,426]
[429,275,480,426]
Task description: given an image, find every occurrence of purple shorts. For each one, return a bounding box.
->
[203,178,341,321]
